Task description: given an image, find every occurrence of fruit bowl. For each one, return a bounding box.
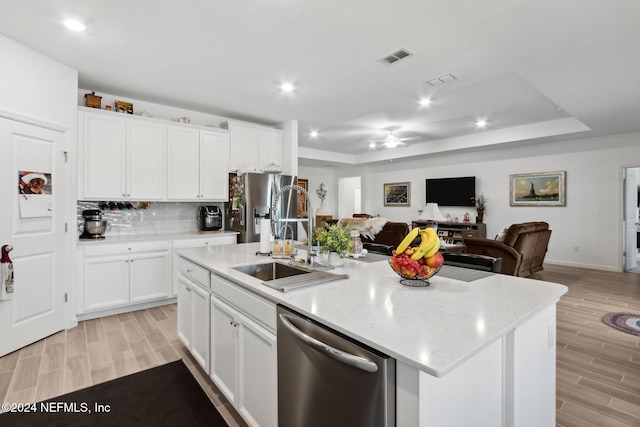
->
[389,258,441,287]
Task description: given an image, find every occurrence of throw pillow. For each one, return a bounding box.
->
[495,228,508,241]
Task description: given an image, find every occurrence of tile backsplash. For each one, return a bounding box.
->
[77,201,224,237]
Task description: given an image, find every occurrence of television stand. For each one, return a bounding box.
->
[411,220,486,246]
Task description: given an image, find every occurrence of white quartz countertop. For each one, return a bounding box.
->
[77,230,238,245]
[175,242,567,377]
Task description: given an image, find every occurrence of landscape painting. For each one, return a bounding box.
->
[384,182,410,207]
[510,171,566,206]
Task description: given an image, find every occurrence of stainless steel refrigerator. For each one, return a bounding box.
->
[225,172,298,243]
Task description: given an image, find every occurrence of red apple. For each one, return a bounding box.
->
[425,252,444,268]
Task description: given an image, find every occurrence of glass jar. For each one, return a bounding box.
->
[349,230,363,255]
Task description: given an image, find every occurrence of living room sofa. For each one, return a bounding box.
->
[328,216,409,255]
[463,221,552,277]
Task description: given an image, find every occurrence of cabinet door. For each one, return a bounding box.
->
[167,126,200,200]
[83,254,129,311]
[259,128,283,173]
[129,250,171,303]
[176,275,192,349]
[229,124,259,172]
[190,282,210,372]
[237,313,278,427]
[210,296,238,404]
[200,130,229,201]
[127,120,166,200]
[80,113,126,199]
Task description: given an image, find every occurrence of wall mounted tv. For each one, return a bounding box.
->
[425,176,476,207]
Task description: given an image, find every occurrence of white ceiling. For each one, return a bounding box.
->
[1,0,639,166]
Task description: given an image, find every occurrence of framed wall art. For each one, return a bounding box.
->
[297,179,309,217]
[384,182,411,207]
[509,171,566,206]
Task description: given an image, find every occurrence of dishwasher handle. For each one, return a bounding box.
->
[279,313,379,373]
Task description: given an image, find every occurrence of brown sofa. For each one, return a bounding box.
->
[463,222,551,277]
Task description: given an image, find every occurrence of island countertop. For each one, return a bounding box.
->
[175,242,567,377]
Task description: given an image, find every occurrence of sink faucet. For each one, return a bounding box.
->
[272,184,314,267]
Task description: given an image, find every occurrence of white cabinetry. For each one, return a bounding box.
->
[81,241,171,314]
[167,126,229,201]
[172,235,237,295]
[225,121,283,174]
[210,274,277,427]
[79,109,165,200]
[176,257,211,372]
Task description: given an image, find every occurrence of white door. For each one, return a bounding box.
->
[624,168,638,271]
[127,121,166,200]
[0,117,67,356]
[210,295,238,404]
[200,131,229,201]
[166,126,200,200]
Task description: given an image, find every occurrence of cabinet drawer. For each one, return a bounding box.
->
[211,274,276,332]
[84,241,170,257]
[462,230,480,239]
[177,257,210,289]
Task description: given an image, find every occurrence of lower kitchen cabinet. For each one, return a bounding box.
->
[81,241,171,314]
[177,272,210,372]
[210,275,277,427]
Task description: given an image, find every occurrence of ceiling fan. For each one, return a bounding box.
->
[369,130,415,149]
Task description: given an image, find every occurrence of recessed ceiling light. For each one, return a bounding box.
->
[309,130,318,138]
[369,142,377,149]
[419,98,431,107]
[64,19,86,32]
[476,119,487,128]
[280,83,295,92]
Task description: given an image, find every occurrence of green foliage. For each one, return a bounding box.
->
[315,224,352,255]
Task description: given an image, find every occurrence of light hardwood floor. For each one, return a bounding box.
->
[0,304,248,426]
[531,265,640,427]
[1,265,639,426]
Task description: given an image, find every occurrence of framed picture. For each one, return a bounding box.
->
[509,171,566,206]
[115,100,133,114]
[297,179,309,217]
[384,182,411,207]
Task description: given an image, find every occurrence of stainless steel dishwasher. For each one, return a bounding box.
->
[277,305,395,427]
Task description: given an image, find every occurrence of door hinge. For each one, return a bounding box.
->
[65,223,68,232]
[63,151,69,163]
[64,292,68,303]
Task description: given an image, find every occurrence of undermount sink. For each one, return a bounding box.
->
[233,261,349,292]
[233,262,311,282]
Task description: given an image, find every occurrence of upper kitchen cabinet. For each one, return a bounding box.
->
[78,109,166,200]
[224,121,284,174]
[167,125,229,201]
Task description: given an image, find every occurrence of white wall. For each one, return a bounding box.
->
[1,34,77,127]
[296,166,339,220]
[338,176,361,218]
[304,132,640,271]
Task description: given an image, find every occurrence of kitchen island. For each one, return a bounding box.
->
[176,242,567,427]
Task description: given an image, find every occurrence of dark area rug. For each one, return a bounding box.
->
[602,312,640,336]
[0,360,228,426]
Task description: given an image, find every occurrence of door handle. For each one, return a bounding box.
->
[278,313,378,373]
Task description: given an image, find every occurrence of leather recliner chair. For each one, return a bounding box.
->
[463,222,552,277]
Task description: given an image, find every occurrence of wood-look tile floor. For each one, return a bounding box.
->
[0,304,247,426]
[531,264,640,427]
[1,265,639,426]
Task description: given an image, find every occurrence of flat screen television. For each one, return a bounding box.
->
[425,176,476,207]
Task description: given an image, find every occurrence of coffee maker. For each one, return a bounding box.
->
[199,206,222,231]
[79,209,108,239]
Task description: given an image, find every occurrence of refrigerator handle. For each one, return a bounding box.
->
[278,313,378,373]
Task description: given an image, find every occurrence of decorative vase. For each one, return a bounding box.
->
[476,210,484,224]
[328,252,344,267]
[316,200,331,216]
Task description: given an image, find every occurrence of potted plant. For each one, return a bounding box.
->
[315,224,352,266]
[475,193,487,223]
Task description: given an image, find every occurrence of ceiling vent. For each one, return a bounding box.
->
[381,49,413,65]
[427,74,458,86]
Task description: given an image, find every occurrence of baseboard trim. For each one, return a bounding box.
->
[543,260,619,272]
[77,297,177,321]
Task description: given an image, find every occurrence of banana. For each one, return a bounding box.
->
[423,236,441,258]
[410,228,438,260]
[395,227,420,255]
